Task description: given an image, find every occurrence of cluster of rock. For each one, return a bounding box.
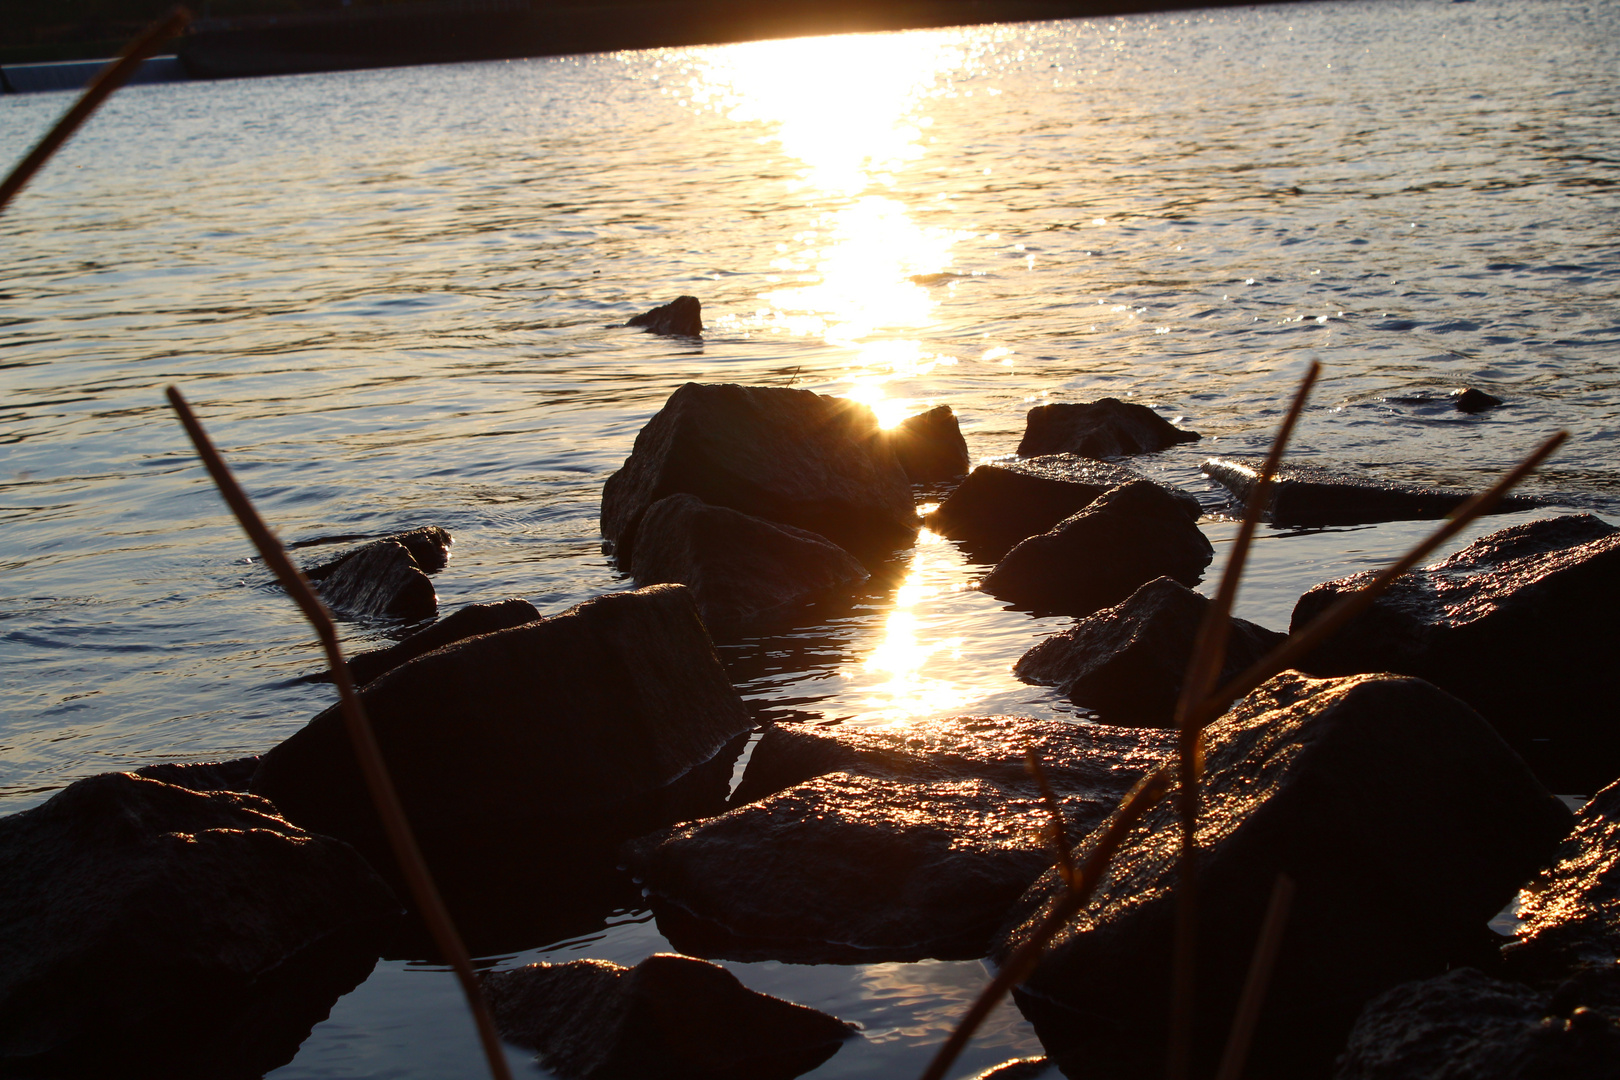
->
[7,374,1615,1080]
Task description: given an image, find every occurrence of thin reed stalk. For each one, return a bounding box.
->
[1213,874,1295,1080]
[1166,362,1319,1080]
[1026,748,1077,886]
[0,8,191,216]
[165,387,513,1080]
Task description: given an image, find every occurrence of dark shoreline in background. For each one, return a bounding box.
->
[178,0,1308,81]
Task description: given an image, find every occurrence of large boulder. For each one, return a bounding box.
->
[250,585,753,881]
[994,671,1572,1080]
[1014,576,1286,727]
[1202,457,1536,527]
[625,717,1173,964]
[133,755,260,793]
[483,953,853,1080]
[1017,399,1200,459]
[600,383,916,568]
[302,526,453,621]
[340,596,541,686]
[0,772,397,1079]
[924,455,1200,563]
[628,494,869,632]
[626,295,703,337]
[980,481,1214,617]
[885,404,971,483]
[1291,514,1620,792]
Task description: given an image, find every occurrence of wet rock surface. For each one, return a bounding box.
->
[995,671,1572,1080]
[1202,456,1536,526]
[1292,514,1620,792]
[1014,576,1286,727]
[628,494,870,632]
[1016,399,1200,459]
[133,755,261,792]
[924,455,1199,563]
[340,596,542,685]
[980,480,1215,617]
[626,716,1173,963]
[0,772,397,1079]
[483,952,853,1080]
[600,383,916,568]
[885,404,971,482]
[626,295,703,337]
[302,526,453,621]
[250,584,752,884]
[1454,387,1504,413]
[1335,968,1620,1080]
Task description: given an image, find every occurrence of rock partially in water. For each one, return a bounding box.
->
[981,481,1214,617]
[1017,399,1200,459]
[483,952,854,1080]
[0,772,397,1079]
[341,596,541,686]
[626,716,1173,964]
[925,455,1200,563]
[628,494,869,633]
[1014,576,1286,727]
[1202,456,1537,526]
[885,404,971,483]
[994,671,1572,1080]
[302,526,453,621]
[1335,968,1620,1080]
[1454,387,1504,414]
[626,295,703,337]
[250,585,752,885]
[133,755,261,793]
[1292,514,1620,792]
[600,383,916,568]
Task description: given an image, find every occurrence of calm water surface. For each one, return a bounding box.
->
[3,0,1619,1075]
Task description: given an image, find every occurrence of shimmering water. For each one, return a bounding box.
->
[3,0,1618,1075]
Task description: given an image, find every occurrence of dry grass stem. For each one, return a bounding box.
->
[1026,748,1077,886]
[0,7,192,216]
[165,387,513,1080]
[1213,873,1296,1080]
[1166,361,1319,1080]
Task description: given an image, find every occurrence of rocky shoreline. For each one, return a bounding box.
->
[4,341,1618,1078]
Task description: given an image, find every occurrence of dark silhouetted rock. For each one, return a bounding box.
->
[626,716,1173,963]
[629,495,868,632]
[885,404,971,482]
[995,671,1572,1080]
[1202,456,1536,527]
[626,295,703,337]
[250,585,753,883]
[925,455,1201,563]
[601,383,916,568]
[1017,399,1200,459]
[0,772,397,1079]
[483,952,854,1080]
[302,527,452,621]
[1292,515,1620,792]
[1015,576,1286,727]
[1454,388,1504,414]
[980,481,1214,617]
[133,755,261,792]
[1335,968,1620,1080]
[342,597,541,686]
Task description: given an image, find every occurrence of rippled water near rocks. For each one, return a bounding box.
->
[3,0,1618,1075]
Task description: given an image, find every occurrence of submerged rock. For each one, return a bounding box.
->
[1202,456,1536,526]
[626,717,1172,963]
[995,671,1572,1080]
[925,455,1200,563]
[302,526,452,621]
[600,383,916,568]
[1014,576,1286,727]
[251,585,752,883]
[483,953,854,1080]
[885,404,971,483]
[341,596,541,686]
[1292,514,1620,791]
[626,295,703,337]
[1454,387,1504,414]
[0,773,397,1079]
[628,494,869,632]
[980,481,1214,617]
[1017,398,1200,459]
